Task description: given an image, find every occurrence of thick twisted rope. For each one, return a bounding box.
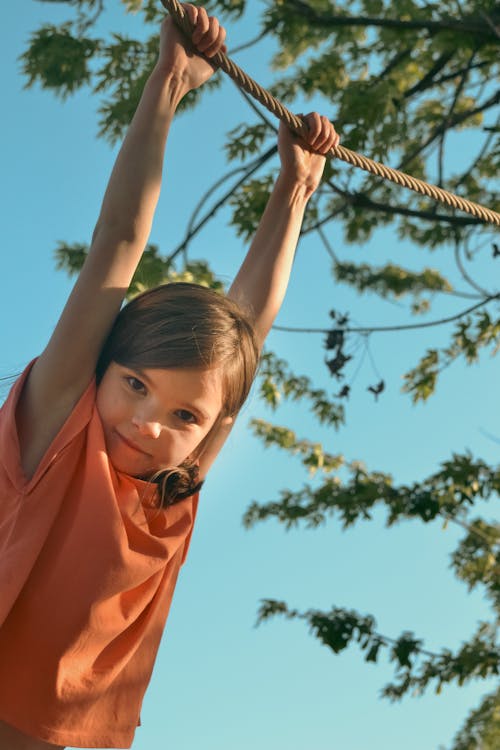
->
[160,0,500,227]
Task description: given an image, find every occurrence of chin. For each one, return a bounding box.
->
[106,445,150,477]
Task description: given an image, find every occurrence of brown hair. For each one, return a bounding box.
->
[96,282,259,506]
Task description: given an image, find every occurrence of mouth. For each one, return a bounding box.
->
[114,430,152,457]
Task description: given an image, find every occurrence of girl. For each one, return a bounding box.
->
[0,4,339,749]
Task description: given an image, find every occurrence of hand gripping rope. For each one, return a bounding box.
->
[160,0,500,227]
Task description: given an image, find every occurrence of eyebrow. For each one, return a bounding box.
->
[133,367,211,422]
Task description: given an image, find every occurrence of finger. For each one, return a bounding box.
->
[201,22,227,57]
[314,116,337,154]
[302,112,322,146]
[304,113,339,154]
[193,13,223,55]
[191,5,210,45]
[307,115,329,152]
[327,127,340,154]
[183,3,199,30]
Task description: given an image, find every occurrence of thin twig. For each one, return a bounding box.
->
[440,511,500,548]
[454,242,491,297]
[273,294,500,335]
[228,28,270,56]
[453,118,498,192]
[398,89,500,172]
[166,145,276,262]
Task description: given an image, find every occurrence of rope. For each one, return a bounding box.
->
[160,0,500,227]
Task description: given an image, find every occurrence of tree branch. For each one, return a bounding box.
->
[75,0,105,33]
[166,145,276,263]
[479,9,500,40]
[314,221,480,301]
[284,0,500,42]
[273,294,500,335]
[302,192,485,236]
[377,46,414,81]
[429,58,491,89]
[256,599,441,660]
[227,78,487,240]
[398,88,500,171]
[401,50,456,101]
[438,54,475,187]
[454,242,491,297]
[453,121,498,192]
[228,28,271,56]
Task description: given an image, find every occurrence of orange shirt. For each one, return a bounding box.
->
[0,362,199,748]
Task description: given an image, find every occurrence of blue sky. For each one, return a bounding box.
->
[2,2,499,749]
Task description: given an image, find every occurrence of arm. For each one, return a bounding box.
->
[18,4,226,478]
[199,114,339,477]
[228,113,339,349]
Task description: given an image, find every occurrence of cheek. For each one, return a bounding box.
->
[149,432,188,471]
[96,384,126,428]
[154,430,203,468]
[95,388,110,424]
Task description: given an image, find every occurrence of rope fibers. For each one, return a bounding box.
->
[160,0,500,227]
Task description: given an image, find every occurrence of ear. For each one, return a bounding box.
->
[220,416,233,427]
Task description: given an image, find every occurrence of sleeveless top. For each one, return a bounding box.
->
[0,362,199,748]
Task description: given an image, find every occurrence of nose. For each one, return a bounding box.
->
[131,415,162,439]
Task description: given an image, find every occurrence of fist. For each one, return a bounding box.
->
[278,113,340,195]
[157,3,227,93]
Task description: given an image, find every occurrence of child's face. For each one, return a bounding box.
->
[96,362,224,476]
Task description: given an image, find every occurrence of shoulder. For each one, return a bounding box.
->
[1,359,96,484]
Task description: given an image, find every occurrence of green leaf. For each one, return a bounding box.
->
[334,261,453,298]
[20,23,100,97]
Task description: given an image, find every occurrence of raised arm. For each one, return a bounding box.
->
[228,113,339,349]
[199,115,339,478]
[18,4,226,478]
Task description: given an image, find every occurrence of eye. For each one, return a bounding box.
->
[125,376,147,395]
[175,409,197,425]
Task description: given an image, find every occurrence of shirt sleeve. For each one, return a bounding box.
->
[0,359,95,626]
[0,359,95,494]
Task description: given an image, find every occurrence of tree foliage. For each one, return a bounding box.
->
[22,1,500,747]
